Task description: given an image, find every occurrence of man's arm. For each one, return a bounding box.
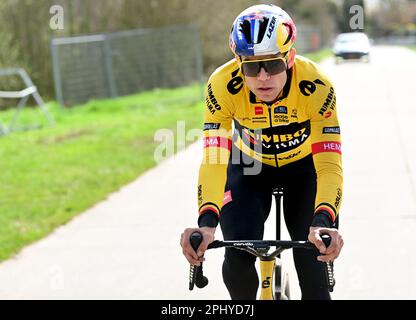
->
[307,76,343,228]
[197,75,233,228]
[306,69,344,261]
[181,72,234,266]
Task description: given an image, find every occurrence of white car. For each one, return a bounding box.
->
[332,32,371,63]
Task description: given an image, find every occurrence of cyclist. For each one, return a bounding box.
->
[181,4,344,300]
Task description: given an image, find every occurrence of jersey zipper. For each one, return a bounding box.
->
[267,105,279,168]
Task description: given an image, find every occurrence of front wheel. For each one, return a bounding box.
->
[274,263,291,300]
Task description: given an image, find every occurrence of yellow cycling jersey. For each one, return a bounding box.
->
[198,55,342,224]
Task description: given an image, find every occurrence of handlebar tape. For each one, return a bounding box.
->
[189,232,209,290]
[321,234,336,292]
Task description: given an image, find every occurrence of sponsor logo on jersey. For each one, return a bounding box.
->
[274,106,288,114]
[235,120,311,155]
[274,114,289,123]
[227,68,244,95]
[299,79,325,96]
[319,87,336,116]
[203,136,231,150]
[198,185,203,205]
[203,123,221,131]
[335,188,342,209]
[291,109,298,119]
[322,126,340,134]
[278,150,301,161]
[255,106,263,115]
[206,83,222,114]
[311,141,342,154]
[252,116,267,123]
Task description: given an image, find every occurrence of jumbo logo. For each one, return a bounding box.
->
[206,83,221,114]
[237,120,311,155]
[319,87,336,116]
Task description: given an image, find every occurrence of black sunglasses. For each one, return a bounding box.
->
[241,57,287,77]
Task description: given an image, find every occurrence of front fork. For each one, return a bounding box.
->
[259,259,276,300]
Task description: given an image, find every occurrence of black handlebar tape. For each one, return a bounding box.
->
[188,232,209,290]
[320,234,335,292]
[195,263,209,289]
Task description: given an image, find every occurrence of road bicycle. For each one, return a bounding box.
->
[188,188,335,300]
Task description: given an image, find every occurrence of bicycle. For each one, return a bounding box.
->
[188,189,335,300]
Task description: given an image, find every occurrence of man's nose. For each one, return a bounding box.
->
[257,67,270,80]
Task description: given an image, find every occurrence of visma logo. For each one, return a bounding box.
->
[299,79,325,96]
[227,69,244,95]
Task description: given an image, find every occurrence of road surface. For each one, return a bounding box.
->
[0,46,415,299]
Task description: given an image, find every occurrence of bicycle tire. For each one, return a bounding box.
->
[274,263,291,300]
[282,271,290,300]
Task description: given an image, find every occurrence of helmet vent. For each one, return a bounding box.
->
[257,17,269,43]
[239,20,252,44]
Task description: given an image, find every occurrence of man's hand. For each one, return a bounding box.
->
[180,227,216,266]
[308,227,344,262]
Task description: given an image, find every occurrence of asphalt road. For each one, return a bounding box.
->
[0,46,415,299]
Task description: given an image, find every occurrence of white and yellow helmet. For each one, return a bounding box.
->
[229,4,296,65]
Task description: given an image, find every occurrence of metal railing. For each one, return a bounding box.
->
[50,24,204,107]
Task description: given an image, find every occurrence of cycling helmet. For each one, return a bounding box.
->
[229,4,296,59]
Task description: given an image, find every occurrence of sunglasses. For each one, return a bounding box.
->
[240,56,287,77]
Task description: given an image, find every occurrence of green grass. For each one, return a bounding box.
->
[0,84,204,261]
[408,45,416,52]
[303,48,333,63]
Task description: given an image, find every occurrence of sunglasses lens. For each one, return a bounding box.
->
[241,58,287,77]
[263,59,286,75]
[241,62,260,77]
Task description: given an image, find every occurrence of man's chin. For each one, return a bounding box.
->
[255,91,278,103]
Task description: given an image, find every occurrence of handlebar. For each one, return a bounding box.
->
[188,231,335,292]
[208,239,315,250]
[188,232,209,290]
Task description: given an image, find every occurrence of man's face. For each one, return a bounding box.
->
[241,54,288,103]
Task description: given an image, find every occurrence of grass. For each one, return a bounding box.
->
[303,48,333,63]
[0,84,204,261]
[408,45,416,52]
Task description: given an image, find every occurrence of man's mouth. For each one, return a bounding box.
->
[257,87,274,94]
